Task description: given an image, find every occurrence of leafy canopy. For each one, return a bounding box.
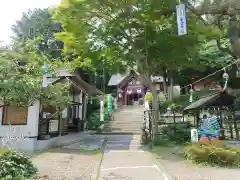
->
[0,40,71,109]
[54,0,214,80]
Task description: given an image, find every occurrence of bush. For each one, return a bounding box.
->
[160,122,192,144]
[0,150,38,179]
[184,142,240,167]
[87,109,109,130]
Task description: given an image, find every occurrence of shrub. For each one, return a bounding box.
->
[0,150,38,179]
[153,134,171,146]
[184,142,240,167]
[87,109,109,130]
[160,122,192,144]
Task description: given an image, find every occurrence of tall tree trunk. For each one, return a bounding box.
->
[149,83,159,137]
[139,74,158,138]
[168,75,174,101]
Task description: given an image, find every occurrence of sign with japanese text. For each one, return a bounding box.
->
[176,4,187,36]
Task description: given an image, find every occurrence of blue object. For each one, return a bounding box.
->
[199,129,220,137]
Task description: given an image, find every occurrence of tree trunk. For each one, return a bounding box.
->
[168,75,174,101]
[139,74,158,138]
[149,83,159,137]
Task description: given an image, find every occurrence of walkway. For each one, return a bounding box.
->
[102,106,144,134]
[99,135,172,180]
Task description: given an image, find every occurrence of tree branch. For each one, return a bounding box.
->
[188,3,235,58]
[188,1,240,16]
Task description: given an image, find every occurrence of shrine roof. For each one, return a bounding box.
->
[108,74,127,86]
[184,91,236,112]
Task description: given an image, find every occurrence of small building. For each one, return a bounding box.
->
[0,69,102,151]
[108,70,180,105]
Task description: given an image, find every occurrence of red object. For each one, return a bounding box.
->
[200,136,219,142]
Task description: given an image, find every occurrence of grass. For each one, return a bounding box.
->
[150,144,185,158]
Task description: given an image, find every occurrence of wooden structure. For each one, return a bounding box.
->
[108,70,164,105]
[38,69,102,139]
[183,91,239,140]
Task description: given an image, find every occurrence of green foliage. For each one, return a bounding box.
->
[0,41,72,109]
[87,109,109,130]
[184,142,240,167]
[53,0,210,78]
[172,90,218,110]
[11,8,63,59]
[0,150,38,179]
[198,40,231,68]
[154,122,192,145]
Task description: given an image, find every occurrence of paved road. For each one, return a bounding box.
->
[99,135,172,180]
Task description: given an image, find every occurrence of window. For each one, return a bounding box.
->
[2,106,28,125]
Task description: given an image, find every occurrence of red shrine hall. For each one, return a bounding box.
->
[108,71,164,106]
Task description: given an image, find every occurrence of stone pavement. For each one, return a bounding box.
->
[32,134,105,180]
[99,135,173,180]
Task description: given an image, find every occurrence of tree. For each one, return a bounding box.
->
[53,0,212,135]
[187,0,240,59]
[0,40,71,110]
[174,39,231,87]
[11,8,63,59]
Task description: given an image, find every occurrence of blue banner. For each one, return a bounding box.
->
[176,4,187,36]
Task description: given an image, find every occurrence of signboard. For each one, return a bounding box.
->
[49,120,59,132]
[176,4,187,36]
[3,106,28,125]
[100,100,104,122]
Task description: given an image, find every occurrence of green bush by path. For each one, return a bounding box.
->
[184,142,240,167]
[153,122,192,145]
[87,108,109,130]
[0,150,38,179]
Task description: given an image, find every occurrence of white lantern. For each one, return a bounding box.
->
[127,90,132,94]
[137,89,141,93]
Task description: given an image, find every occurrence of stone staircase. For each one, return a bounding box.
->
[102,106,144,134]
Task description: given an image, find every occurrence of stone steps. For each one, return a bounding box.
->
[101,106,144,134]
[103,123,142,128]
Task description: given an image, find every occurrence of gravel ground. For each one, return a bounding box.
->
[152,146,240,180]
[31,148,102,180]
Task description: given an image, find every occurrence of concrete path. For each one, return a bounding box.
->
[99,135,172,180]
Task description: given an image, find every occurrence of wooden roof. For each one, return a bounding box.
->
[50,69,103,95]
[184,91,236,112]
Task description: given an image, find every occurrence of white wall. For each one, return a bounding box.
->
[0,100,40,151]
